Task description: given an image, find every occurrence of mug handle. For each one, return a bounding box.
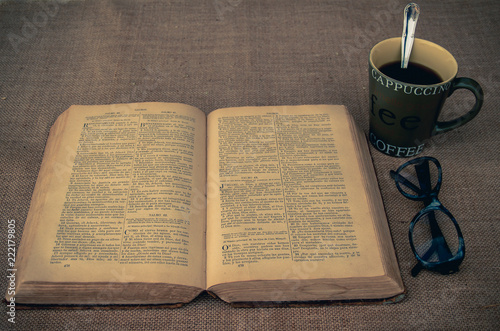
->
[434,77,484,134]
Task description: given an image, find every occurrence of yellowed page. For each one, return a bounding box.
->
[206,105,384,289]
[14,103,206,300]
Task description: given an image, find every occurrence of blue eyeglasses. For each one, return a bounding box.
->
[390,157,465,277]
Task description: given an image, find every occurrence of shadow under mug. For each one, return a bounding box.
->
[369,37,483,157]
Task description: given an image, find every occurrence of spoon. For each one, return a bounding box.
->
[401,3,420,68]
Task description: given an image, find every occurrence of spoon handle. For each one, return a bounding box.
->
[401,3,420,68]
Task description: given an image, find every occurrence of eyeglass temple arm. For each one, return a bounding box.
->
[411,263,423,277]
[390,170,423,195]
[415,161,433,204]
[412,161,454,276]
[415,162,453,258]
[429,211,454,257]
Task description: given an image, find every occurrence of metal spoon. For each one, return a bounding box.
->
[401,3,420,68]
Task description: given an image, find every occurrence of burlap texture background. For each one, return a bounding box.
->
[0,0,498,329]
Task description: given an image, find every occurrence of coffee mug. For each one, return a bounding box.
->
[369,37,483,157]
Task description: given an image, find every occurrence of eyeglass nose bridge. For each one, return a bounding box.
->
[422,193,441,207]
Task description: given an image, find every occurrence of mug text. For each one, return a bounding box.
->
[369,132,424,157]
[371,69,451,95]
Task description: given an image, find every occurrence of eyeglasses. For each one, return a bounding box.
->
[390,156,465,277]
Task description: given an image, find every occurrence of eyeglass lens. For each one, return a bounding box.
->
[412,209,460,263]
[397,159,440,198]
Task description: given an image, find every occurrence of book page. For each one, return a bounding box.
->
[206,105,384,289]
[16,103,206,295]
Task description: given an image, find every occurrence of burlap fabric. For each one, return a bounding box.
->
[1,0,498,329]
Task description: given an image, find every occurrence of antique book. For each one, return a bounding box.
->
[7,102,404,306]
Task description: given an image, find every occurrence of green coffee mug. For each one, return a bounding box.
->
[369,37,483,157]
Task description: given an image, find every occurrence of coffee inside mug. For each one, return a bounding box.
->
[370,38,458,85]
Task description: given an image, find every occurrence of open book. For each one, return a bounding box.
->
[8,103,404,306]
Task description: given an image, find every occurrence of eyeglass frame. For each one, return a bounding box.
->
[390,156,465,277]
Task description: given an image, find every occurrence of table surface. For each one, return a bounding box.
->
[1,1,499,330]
